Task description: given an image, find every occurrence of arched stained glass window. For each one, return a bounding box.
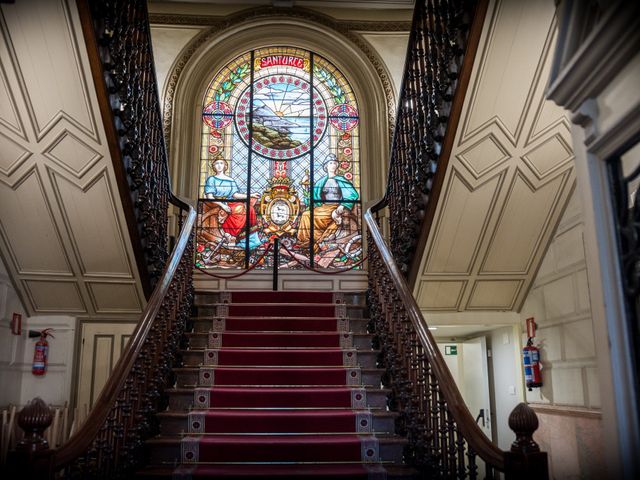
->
[195,47,362,270]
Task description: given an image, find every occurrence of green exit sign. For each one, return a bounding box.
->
[445,345,458,356]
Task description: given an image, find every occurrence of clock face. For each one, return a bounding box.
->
[270,200,290,225]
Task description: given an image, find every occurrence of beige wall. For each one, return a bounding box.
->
[519,190,604,479]
[359,33,409,97]
[151,26,203,102]
[0,257,76,407]
[151,27,409,106]
[0,0,146,317]
[0,257,25,406]
[544,1,640,474]
[148,7,410,116]
[487,325,523,450]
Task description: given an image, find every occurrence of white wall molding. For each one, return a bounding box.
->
[546,1,640,475]
[587,102,640,159]
[0,0,146,316]
[414,0,576,312]
[547,0,640,112]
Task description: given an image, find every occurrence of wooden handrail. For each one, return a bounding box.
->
[365,202,504,469]
[77,0,175,291]
[381,0,488,278]
[406,0,489,286]
[366,2,547,476]
[8,0,197,476]
[52,197,195,469]
[366,202,548,477]
[10,196,195,477]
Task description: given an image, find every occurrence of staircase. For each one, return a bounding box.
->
[139,290,416,478]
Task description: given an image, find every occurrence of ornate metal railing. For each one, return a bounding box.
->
[80,0,172,293]
[11,203,194,478]
[366,207,548,479]
[7,0,197,478]
[385,0,481,281]
[365,0,549,477]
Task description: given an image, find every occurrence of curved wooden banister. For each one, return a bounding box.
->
[11,196,195,477]
[52,197,195,469]
[365,201,504,469]
[367,1,547,475]
[366,200,548,478]
[9,1,198,475]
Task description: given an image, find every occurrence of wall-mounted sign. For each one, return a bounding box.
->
[445,345,458,356]
[255,55,309,71]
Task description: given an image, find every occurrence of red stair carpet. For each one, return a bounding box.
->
[142,291,414,479]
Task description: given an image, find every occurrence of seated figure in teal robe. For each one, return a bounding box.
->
[298,154,358,249]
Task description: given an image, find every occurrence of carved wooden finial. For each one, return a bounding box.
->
[16,397,53,452]
[508,402,540,454]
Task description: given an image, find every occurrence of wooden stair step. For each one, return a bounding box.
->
[165,386,391,411]
[136,290,414,478]
[190,317,370,334]
[179,348,379,368]
[145,434,408,464]
[156,409,398,435]
[172,366,384,388]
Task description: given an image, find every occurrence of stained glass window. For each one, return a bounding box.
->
[195,47,362,270]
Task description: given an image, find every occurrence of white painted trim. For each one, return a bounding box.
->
[546,2,640,475]
[547,1,640,112]
[570,124,638,478]
[193,269,367,292]
[587,103,640,159]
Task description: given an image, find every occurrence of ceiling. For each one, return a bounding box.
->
[0,0,146,317]
[431,324,503,340]
[0,0,575,320]
[413,0,575,313]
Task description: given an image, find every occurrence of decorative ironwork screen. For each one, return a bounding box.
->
[195,47,362,270]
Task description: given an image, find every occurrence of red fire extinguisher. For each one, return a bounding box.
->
[523,338,543,391]
[32,328,54,376]
[523,318,542,391]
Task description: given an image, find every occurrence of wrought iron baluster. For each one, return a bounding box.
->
[87,0,170,288]
[456,426,467,479]
[384,0,476,273]
[467,445,478,480]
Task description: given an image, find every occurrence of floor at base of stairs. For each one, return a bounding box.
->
[138,463,418,479]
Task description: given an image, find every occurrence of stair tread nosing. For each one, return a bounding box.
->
[158,409,397,418]
[182,347,375,368]
[157,409,397,434]
[197,291,337,304]
[204,317,355,333]
[167,386,389,410]
[148,434,406,463]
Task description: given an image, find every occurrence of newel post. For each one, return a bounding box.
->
[9,397,54,478]
[504,402,549,480]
